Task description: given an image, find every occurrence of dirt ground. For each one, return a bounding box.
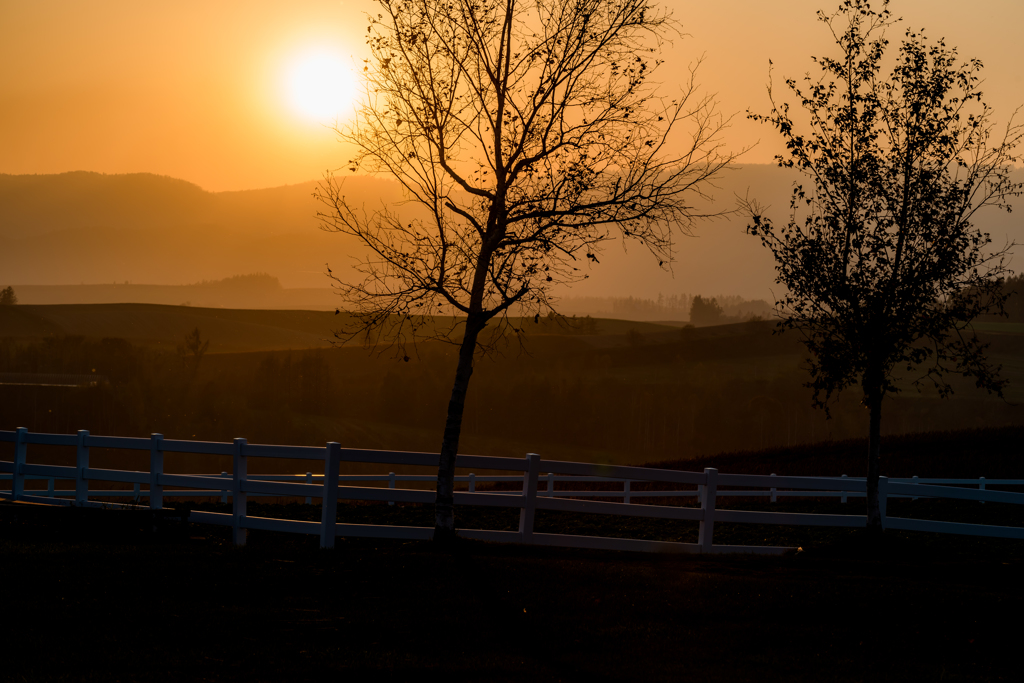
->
[3,500,1021,682]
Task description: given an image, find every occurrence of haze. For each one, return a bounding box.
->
[3,0,1021,191]
[1,0,1022,300]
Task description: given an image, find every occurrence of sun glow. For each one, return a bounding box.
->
[286,50,358,123]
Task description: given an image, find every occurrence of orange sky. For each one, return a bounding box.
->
[1,0,1021,192]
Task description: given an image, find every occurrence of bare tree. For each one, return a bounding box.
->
[177,327,210,378]
[317,0,735,540]
[743,0,1022,533]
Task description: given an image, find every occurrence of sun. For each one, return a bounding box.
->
[286,51,358,123]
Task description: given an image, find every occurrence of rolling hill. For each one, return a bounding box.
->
[3,303,1022,462]
[0,302,684,353]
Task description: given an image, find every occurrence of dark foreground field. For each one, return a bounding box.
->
[2,501,1021,683]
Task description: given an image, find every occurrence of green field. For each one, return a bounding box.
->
[0,302,682,353]
[0,303,341,352]
[3,303,1024,463]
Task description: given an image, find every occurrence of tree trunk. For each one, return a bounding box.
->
[864,369,884,534]
[434,315,485,543]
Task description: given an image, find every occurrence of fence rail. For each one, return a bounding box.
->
[2,428,1023,554]
[4,471,1018,506]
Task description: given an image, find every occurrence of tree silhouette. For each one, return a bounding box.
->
[317,0,735,540]
[0,286,17,306]
[177,327,210,377]
[688,294,723,326]
[743,0,1022,532]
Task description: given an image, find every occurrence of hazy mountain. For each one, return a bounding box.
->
[0,171,406,237]
[11,274,339,311]
[2,166,1020,297]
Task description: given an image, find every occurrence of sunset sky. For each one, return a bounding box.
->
[2,0,1021,193]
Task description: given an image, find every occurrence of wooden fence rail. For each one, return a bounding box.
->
[4,472,1017,507]
[2,428,1023,554]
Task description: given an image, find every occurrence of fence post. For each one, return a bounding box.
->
[698,468,718,553]
[547,472,554,498]
[220,472,229,504]
[697,483,705,506]
[469,473,475,493]
[841,474,848,504]
[388,471,396,506]
[47,478,55,498]
[320,442,341,549]
[149,433,164,510]
[232,438,247,546]
[519,453,541,543]
[75,430,89,505]
[306,472,313,505]
[912,475,919,501]
[770,473,777,503]
[979,477,985,505]
[878,476,888,530]
[12,427,27,500]
[624,480,631,505]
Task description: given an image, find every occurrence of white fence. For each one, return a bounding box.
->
[2,427,1023,555]
[6,471,1019,506]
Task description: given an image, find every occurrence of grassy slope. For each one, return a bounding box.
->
[651,425,1024,479]
[0,303,682,352]
[0,303,339,352]
[5,300,1019,359]
[3,304,1022,462]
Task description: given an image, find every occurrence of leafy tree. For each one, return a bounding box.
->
[743,0,1022,531]
[317,0,735,540]
[989,274,1024,323]
[688,294,724,326]
[0,286,17,305]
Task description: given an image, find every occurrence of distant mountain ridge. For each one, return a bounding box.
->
[2,166,1020,295]
[9,274,338,310]
[0,171,406,238]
